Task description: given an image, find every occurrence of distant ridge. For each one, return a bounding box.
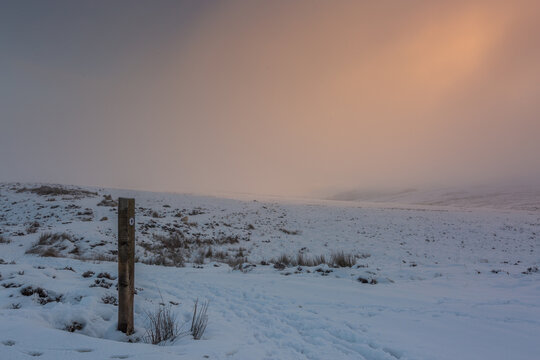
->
[328,185,540,211]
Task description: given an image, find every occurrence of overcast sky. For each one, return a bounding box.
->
[1,0,539,197]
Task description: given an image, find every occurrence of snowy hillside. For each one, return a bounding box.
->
[0,183,539,360]
[329,185,540,211]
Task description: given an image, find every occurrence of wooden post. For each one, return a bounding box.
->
[118,198,135,334]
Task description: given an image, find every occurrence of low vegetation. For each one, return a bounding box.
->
[26,232,75,257]
[191,299,209,340]
[145,304,182,344]
[16,185,97,197]
[97,194,117,207]
[25,221,40,234]
[139,232,242,267]
[330,251,357,268]
[270,251,366,269]
[279,228,302,235]
[36,232,74,246]
[23,228,368,273]
[144,297,210,344]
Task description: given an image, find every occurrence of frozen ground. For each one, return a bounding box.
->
[0,183,539,359]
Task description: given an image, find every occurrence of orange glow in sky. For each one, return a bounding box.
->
[1,0,539,196]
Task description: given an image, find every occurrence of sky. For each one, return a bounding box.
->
[1,0,539,197]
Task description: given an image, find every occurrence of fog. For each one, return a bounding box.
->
[1,0,539,197]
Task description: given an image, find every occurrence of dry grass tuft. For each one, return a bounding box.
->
[25,222,40,234]
[139,232,246,267]
[295,253,327,267]
[275,253,292,266]
[0,235,11,244]
[36,232,74,246]
[226,256,247,268]
[330,251,357,267]
[16,185,97,197]
[26,232,75,257]
[271,251,361,268]
[97,194,117,207]
[193,249,205,265]
[279,228,301,235]
[144,304,182,345]
[41,248,60,257]
[191,299,209,340]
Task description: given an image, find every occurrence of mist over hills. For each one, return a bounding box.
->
[327,184,540,211]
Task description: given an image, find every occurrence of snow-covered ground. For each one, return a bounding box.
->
[0,183,539,359]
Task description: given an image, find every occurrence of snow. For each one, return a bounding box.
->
[0,182,539,359]
[328,185,540,211]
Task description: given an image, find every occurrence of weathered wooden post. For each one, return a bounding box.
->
[118,197,135,334]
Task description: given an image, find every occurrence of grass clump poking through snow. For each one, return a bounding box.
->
[141,233,186,267]
[25,221,40,234]
[26,232,76,257]
[276,253,293,266]
[36,232,74,246]
[144,304,182,345]
[330,251,357,267]
[296,253,328,267]
[271,251,363,268]
[140,232,245,267]
[279,228,302,235]
[0,235,11,244]
[191,299,209,340]
[194,249,206,265]
[226,256,248,269]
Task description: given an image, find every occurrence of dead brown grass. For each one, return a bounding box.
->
[17,185,97,197]
[145,304,182,344]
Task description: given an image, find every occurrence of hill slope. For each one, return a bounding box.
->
[0,183,539,360]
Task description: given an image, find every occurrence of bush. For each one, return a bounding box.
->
[0,235,10,244]
[191,299,209,340]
